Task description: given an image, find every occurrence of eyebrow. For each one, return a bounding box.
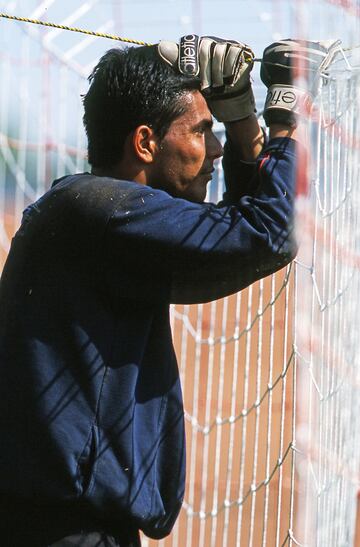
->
[192,118,214,131]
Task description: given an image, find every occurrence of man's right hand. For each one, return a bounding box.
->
[260,39,341,127]
[158,35,256,123]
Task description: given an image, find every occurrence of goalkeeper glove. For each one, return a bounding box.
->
[158,35,256,122]
[260,39,341,126]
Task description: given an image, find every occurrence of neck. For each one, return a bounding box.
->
[91,166,120,179]
[91,164,147,185]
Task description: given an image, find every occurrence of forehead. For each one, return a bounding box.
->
[174,90,212,126]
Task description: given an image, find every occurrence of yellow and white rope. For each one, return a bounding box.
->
[2,12,359,65]
[0,12,152,46]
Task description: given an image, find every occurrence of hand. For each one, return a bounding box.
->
[260,39,341,126]
[158,35,256,122]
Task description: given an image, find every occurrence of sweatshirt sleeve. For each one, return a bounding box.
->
[103,137,298,305]
[220,128,268,205]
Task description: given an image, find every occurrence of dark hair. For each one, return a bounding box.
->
[83,45,200,168]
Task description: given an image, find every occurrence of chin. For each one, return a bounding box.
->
[186,186,208,204]
[171,182,208,203]
[186,193,206,204]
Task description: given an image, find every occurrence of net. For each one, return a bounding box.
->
[1,1,360,546]
[294,43,360,547]
[167,264,296,547]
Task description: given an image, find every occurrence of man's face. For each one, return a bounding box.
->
[149,91,223,203]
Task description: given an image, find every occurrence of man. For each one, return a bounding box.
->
[0,36,308,546]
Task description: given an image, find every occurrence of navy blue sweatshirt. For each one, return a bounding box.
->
[0,137,297,540]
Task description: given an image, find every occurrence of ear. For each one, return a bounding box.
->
[132,125,159,164]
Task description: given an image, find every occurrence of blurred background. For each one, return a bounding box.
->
[1,1,360,546]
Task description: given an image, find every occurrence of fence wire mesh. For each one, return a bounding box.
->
[1,2,360,546]
[294,45,360,547]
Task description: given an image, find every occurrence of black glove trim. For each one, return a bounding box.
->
[179,34,200,76]
[203,82,252,102]
[263,109,298,128]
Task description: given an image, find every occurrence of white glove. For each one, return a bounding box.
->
[158,35,256,122]
[260,39,341,126]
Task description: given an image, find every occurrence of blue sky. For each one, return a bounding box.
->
[2,0,358,114]
[0,0,358,196]
[1,1,359,68]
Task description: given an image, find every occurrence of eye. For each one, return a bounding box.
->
[194,121,213,136]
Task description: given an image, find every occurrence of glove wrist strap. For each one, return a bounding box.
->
[208,86,256,123]
[264,84,312,118]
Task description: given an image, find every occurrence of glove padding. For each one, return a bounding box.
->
[260,39,341,126]
[158,35,256,122]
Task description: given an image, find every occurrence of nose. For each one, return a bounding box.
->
[207,130,223,160]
